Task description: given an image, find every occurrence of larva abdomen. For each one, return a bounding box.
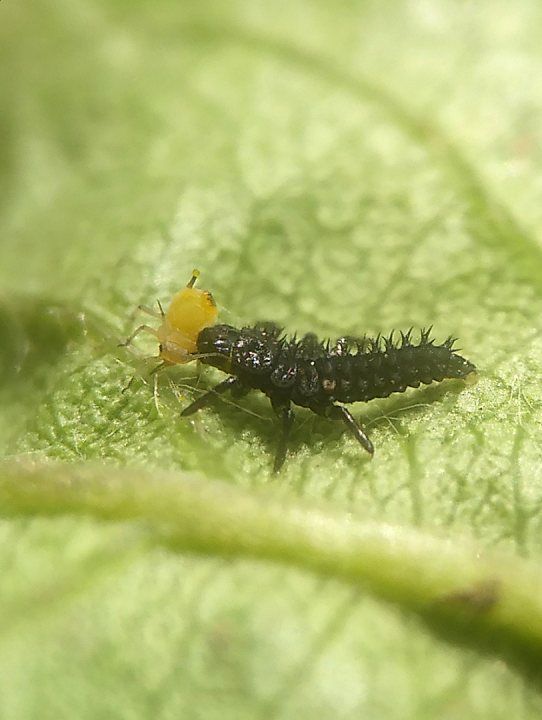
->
[332,337,475,403]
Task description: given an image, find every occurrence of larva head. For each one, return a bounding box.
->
[157,270,218,364]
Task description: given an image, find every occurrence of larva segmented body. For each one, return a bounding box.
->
[184,322,476,471]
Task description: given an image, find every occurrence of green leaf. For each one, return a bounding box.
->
[2,1,542,718]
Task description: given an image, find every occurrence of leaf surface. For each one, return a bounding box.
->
[2,1,542,718]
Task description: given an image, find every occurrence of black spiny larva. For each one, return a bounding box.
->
[122,272,477,471]
[189,324,475,470]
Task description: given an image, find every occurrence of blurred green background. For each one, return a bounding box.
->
[2,1,542,718]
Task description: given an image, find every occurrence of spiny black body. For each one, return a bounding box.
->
[181,322,476,471]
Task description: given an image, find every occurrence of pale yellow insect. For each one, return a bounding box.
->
[120,269,218,365]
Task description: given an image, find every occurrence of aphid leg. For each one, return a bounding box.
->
[137,304,163,319]
[118,324,158,348]
[121,375,137,395]
[122,359,166,399]
[271,398,294,473]
[327,404,374,456]
[181,376,242,417]
[144,361,168,413]
[152,371,161,415]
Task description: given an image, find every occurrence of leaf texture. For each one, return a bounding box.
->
[2,1,542,718]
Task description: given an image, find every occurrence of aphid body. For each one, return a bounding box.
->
[120,269,217,365]
[158,270,218,364]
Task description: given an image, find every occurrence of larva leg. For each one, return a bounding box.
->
[230,381,251,400]
[271,398,294,473]
[181,376,242,416]
[118,324,158,348]
[328,404,374,456]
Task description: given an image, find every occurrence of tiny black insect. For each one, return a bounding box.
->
[182,322,476,472]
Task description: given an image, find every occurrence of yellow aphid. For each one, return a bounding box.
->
[120,269,217,365]
[158,270,217,363]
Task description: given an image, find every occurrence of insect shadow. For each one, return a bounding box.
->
[363,378,469,432]
[0,295,86,386]
[174,372,471,469]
